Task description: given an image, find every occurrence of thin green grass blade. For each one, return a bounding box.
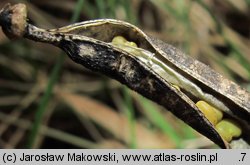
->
[122,87,137,149]
[95,0,106,18]
[107,0,116,18]
[180,123,196,139]
[121,0,137,24]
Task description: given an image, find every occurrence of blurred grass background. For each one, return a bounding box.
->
[0,0,249,149]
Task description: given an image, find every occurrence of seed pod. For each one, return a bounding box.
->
[1,4,250,148]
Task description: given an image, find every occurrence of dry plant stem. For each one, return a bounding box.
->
[0,95,23,106]
[0,139,9,148]
[182,137,215,149]
[0,112,98,148]
[74,114,104,142]
[5,129,25,149]
[0,79,34,91]
[0,54,33,80]
[0,84,41,135]
[58,91,174,148]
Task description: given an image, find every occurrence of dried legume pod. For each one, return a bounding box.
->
[1,3,250,148]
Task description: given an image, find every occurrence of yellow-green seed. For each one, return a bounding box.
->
[111,36,140,56]
[112,36,127,45]
[196,100,222,125]
[211,106,223,121]
[215,119,242,142]
[112,36,137,48]
[125,41,138,47]
[216,123,232,142]
[172,84,180,91]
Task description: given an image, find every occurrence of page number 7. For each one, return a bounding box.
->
[240,153,246,161]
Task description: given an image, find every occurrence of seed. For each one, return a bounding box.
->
[215,119,242,142]
[112,36,137,47]
[196,100,222,125]
[172,84,180,91]
[111,36,127,45]
[125,41,137,48]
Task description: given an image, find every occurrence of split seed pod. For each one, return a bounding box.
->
[1,3,250,148]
